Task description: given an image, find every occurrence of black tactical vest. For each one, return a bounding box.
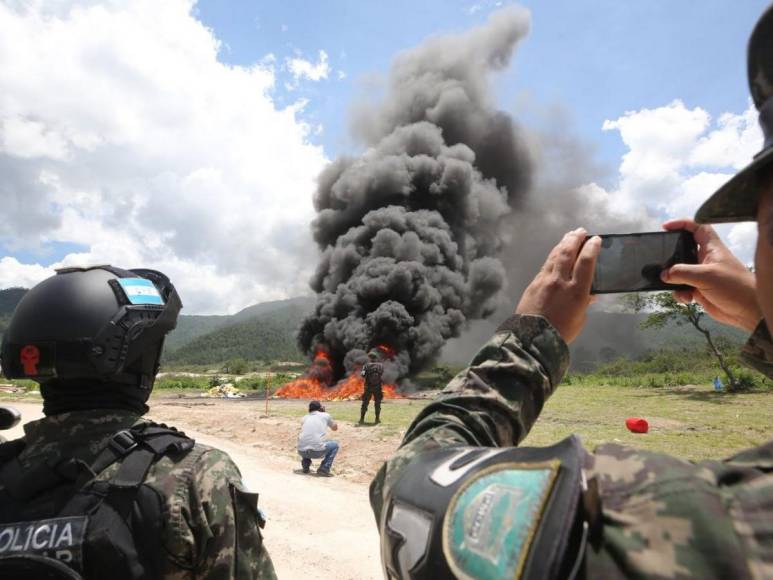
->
[362,363,384,388]
[0,422,196,580]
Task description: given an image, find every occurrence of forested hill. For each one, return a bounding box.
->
[162,300,311,365]
[0,285,749,371]
[0,287,314,363]
[165,297,315,350]
[0,288,27,336]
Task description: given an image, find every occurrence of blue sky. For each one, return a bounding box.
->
[197,0,767,171]
[0,1,767,312]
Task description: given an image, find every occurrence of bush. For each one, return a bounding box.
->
[222,358,250,375]
[732,369,764,391]
[234,373,294,393]
[155,375,210,390]
[237,377,265,390]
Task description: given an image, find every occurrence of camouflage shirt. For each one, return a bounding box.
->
[0,410,277,579]
[370,314,773,579]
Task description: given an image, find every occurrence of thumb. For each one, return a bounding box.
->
[661,263,709,288]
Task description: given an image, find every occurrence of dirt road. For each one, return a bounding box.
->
[4,402,384,580]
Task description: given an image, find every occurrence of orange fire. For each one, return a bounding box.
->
[375,343,396,359]
[324,372,401,401]
[314,349,331,363]
[275,373,401,401]
[275,344,403,400]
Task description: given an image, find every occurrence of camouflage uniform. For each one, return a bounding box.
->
[1,410,277,579]
[370,314,773,578]
[361,362,385,422]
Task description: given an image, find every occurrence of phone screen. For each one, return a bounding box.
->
[591,230,697,294]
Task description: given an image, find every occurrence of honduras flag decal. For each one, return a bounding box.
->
[117,278,164,305]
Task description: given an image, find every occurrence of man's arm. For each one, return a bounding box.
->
[370,229,599,519]
[329,415,339,431]
[660,219,773,379]
[370,315,568,518]
[188,449,277,579]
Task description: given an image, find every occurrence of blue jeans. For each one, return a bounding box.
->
[299,440,339,472]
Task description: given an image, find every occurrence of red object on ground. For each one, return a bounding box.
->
[625,417,649,433]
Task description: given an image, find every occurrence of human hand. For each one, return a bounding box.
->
[516,228,601,343]
[661,219,761,332]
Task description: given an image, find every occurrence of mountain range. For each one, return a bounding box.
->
[0,288,746,370]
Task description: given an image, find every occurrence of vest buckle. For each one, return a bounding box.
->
[109,430,138,455]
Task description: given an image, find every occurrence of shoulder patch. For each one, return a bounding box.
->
[442,461,558,580]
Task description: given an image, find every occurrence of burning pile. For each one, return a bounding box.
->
[278,8,535,399]
[276,345,401,400]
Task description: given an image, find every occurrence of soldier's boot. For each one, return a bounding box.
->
[375,401,381,424]
[359,406,367,424]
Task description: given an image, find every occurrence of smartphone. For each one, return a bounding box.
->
[590,230,697,294]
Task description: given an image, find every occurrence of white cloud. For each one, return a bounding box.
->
[0,116,71,160]
[0,0,327,313]
[727,222,757,267]
[581,99,763,263]
[286,50,330,85]
[689,106,760,170]
[0,257,53,290]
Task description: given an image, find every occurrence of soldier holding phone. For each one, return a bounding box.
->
[370,6,773,578]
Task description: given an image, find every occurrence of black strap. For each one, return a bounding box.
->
[106,425,194,489]
[0,422,193,508]
[0,455,91,502]
[81,429,140,485]
[77,423,193,487]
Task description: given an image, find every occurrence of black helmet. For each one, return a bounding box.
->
[696,4,773,223]
[1,265,181,390]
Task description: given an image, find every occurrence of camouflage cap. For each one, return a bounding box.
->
[695,4,773,224]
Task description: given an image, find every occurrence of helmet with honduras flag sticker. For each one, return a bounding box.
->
[0,265,181,391]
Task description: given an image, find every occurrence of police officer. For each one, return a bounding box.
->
[370,8,773,579]
[360,350,384,424]
[0,266,276,579]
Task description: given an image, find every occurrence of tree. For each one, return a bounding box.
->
[599,346,619,363]
[222,357,249,375]
[625,292,737,390]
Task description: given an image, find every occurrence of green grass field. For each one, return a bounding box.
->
[523,384,771,460]
[252,383,772,461]
[3,382,769,461]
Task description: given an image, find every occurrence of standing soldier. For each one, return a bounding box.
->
[0,266,276,579]
[360,351,384,424]
[370,6,773,578]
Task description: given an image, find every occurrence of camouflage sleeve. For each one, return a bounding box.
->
[740,320,773,379]
[370,314,569,519]
[189,449,277,579]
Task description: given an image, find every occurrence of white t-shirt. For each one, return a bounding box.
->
[298,411,335,452]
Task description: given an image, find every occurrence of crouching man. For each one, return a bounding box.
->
[297,400,339,477]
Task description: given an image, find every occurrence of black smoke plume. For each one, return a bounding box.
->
[298,8,534,381]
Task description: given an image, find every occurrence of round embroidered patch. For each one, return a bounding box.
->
[442,460,558,580]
